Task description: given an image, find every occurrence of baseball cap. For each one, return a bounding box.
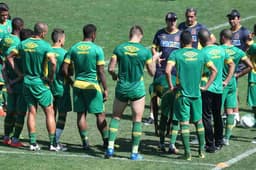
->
[165,12,178,21]
[226,9,240,18]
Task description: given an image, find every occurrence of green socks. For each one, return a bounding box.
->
[170,120,179,145]
[225,114,235,140]
[132,122,142,154]
[196,122,205,152]
[181,124,190,154]
[108,118,120,149]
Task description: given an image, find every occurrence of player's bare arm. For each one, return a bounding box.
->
[108,55,118,80]
[97,64,108,101]
[235,57,253,78]
[223,60,235,87]
[165,62,174,91]
[201,62,217,91]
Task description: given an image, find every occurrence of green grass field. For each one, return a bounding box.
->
[1,0,256,169]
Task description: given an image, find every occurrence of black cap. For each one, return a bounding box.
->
[165,12,178,20]
[226,9,240,18]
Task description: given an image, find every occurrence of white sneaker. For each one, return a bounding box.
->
[57,143,68,151]
[30,144,40,151]
[49,144,61,151]
[223,138,230,146]
[251,140,256,144]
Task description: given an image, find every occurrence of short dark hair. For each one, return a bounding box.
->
[12,17,24,31]
[20,28,34,41]
[83,24,96,39]
[51,28,64,43]
[34,22,48,35]
[0,2,8,12]
[129,25,143,39]
[180,30,192,45]
[186,7,197,16]
[198,29,210,45]
[220,29,232,40]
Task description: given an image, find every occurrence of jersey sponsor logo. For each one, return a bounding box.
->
[124,45,139,56]
[77,45,91,51]
[209,49,220,55]
[160,40,180,48]
[192,35,197,42]
[232,39,241,46]
[183,51,198,58]
[24,42,38,52]
[3,37,13,47]
[226,48,235,56]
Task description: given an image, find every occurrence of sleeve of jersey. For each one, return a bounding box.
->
[96,47,105,65]
[64,50,72,64]
[247,44,256,57]
[146,49,153,64]
[167,53,176,66]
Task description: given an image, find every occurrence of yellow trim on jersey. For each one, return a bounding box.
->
[241,56,247,60]
[47,52,55,59]
[152,44,157,49]
[164,28,179,34]
[167,60,175,65]
[146,58,152,64]
[248,40,254,46]
[225,58,233,64]
[201,76,208,82]
[206,61,213,68]
[64,58,71,64]
[12,48,19,55]
[132,132,142,136]
[43,57,49,77]
[111,54,117,59]
[0,82,4,85]
[73,80,102,91]
[185,21,198,28]
[97,60,105,65]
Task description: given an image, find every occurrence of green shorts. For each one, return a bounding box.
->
[115,81,145,102]
[160,91,175,117]
[247,83,256,107]
[173,92,202,122]
[73,87,103,114]
[222,82,237,109]
[7,92,28,113]
[23,83,53,108]
[54,85,72,113]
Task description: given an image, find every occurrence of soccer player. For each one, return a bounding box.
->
[220,29,252,146]
[105,25,158,160]
[0,3,12,116]
[145,12,181,138]
[247,25,256,139]
[165,30,217,160]
[226,9,253,124]
[178,7,216,49]
[7,22,58,151]
[198,29,235,153]
[62,24,108,150]
[1,17,25,147]
[50,28,72,150]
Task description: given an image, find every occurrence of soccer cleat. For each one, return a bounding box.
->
[58,143,68,151]
[185,153,192,161]
[223,138,230,146]
[143,117,154,125]
[10,140,25,148]
[130,153,143,160]
[158,143,166,152]
[105,148,114,159]
[3,138,11,145]
[83,141,90,150]
[30,143,40,151]
[251,140,256,144]
[199,151,205,159]
[0,107,6,117]
[49,144,61,151]
[168,147,179,154]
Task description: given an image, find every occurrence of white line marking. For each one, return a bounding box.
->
[212,147,256,170]
[0,150,215,167]
[209,16,256,31]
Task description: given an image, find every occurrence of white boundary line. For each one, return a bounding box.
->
[0,150,215,167]
[209,16,256,31]
[212,147,256,170]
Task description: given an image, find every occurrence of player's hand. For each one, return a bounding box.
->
[103,90,108,102]
[222,81,228,87]
[200,86,207,91]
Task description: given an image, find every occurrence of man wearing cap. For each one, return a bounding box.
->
[178,7,216,49]
[226,9,253,125]
[145,12,181,151]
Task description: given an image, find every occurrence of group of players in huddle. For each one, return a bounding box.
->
[0,2,256,161]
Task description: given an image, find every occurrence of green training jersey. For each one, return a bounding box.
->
[248,43,256,83]
[0,19,12,41]
[168,47,212,98]
[64,41,105,88]
[221,45,246,87]
[12,38,54,85]
[50,47,67,96]
[113,41,152,83]
[201,45,232,94]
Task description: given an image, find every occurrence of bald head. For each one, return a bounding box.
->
[198,29,211,46]
[34,22,48,36]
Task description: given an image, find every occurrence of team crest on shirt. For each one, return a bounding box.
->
[3,38,13,46]
[160,34,167,40]
[124,46,139,53]
[184,51,198,58]
[77,45,91,51]
[191,29,196,35]
[25,42,38,49]
[209,49,220,55]
[225,49,235,56]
